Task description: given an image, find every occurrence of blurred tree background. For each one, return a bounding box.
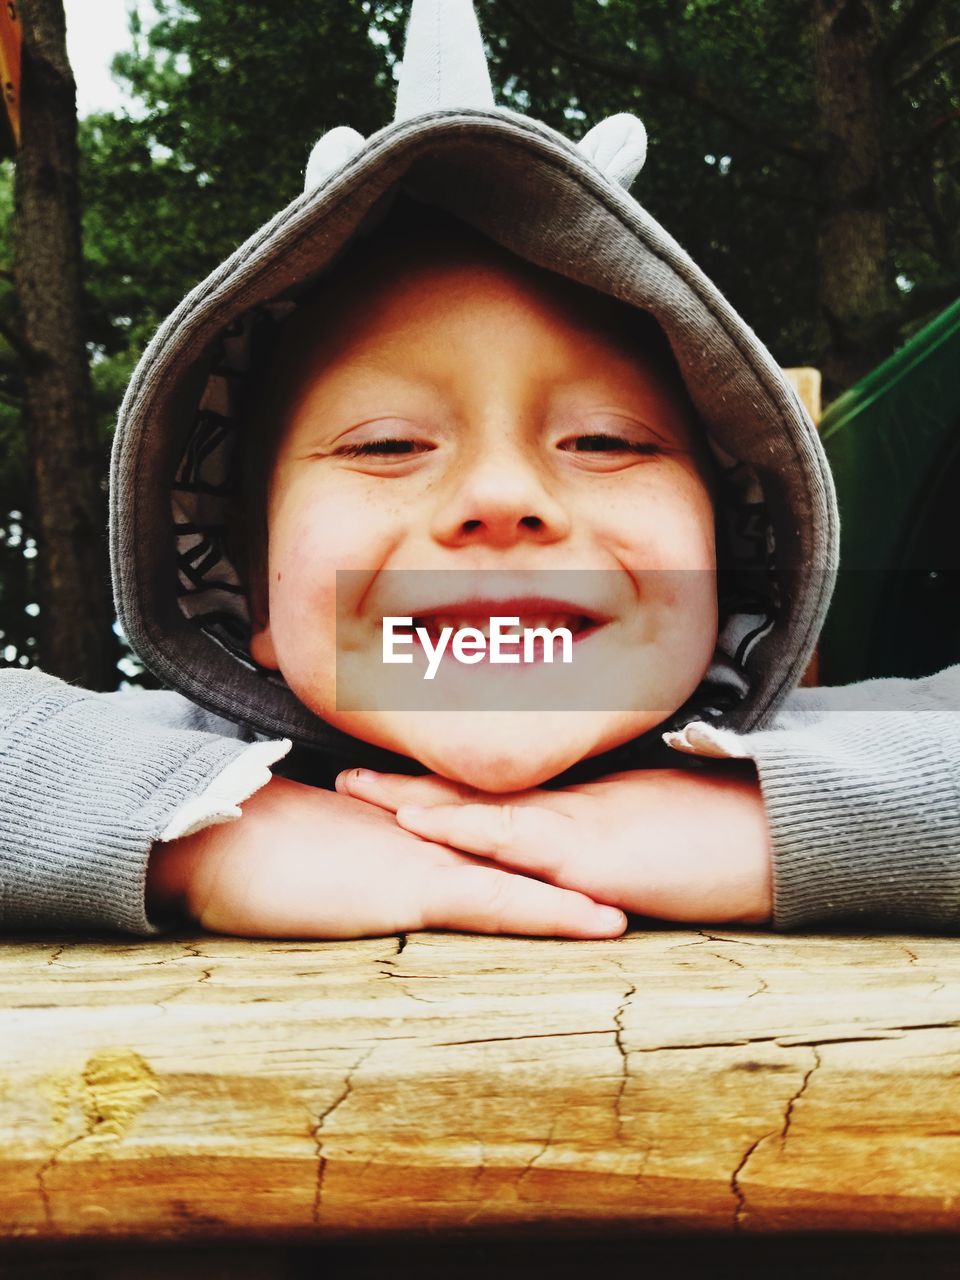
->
[0,0,958,684]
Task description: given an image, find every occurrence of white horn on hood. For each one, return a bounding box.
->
[394,0,496,122]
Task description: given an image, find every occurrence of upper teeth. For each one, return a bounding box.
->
[414,615,584,637]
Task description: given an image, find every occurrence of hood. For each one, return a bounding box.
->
[109,0,839,777]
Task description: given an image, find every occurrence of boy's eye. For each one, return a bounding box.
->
[335,438,429,458]
[332,433,663,460]
[562,433,662,455]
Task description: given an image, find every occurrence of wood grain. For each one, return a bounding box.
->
[2,925,960,1242]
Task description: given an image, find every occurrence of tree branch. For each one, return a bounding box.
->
[881,0,944,73]
[895,35,960,88]
[496,0,819,166]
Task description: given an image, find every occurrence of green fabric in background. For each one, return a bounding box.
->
[819,298,960,684]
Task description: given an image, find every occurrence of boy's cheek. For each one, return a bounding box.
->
[263,548,381,711]
[598,478,716,573]
[665,492,718,574]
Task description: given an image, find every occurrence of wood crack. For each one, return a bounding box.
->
[780,1047,820,1151]
[612,978,636,1145]
[516,1115,560,1196]
[433,1030,613,1046]
[310,1045,375,1226]
[730,1127,779,1232]
[377,969,441,1004]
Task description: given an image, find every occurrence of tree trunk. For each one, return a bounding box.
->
[813,0,896,394]
[12,0,115,688]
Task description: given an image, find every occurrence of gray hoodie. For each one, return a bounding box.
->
[2,0,958,936]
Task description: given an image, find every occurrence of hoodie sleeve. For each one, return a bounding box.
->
[663,664,960,931]
[0,667,290,937]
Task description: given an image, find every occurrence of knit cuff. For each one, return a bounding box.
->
[665,710,960,931]
[0,669,283,936]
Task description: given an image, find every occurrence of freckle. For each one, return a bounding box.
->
[277,572,283,583]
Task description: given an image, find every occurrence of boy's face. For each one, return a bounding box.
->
[249,245,718,791]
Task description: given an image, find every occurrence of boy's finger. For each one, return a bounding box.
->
[421,863,626,939]
[396,801,576,879]
[335,768,473,811]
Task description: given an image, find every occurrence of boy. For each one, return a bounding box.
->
[2,0,958,939]
[146,200,775,937]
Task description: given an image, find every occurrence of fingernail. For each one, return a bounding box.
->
[595,907,625,928]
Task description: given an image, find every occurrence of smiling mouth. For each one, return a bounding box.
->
[406,614,606,646]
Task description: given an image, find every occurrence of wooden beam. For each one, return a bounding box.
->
[2,925,959,1240]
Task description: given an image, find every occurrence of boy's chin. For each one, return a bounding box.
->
[424,742,572,793]
[361,710,648,794]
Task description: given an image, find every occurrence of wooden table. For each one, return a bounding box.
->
[2,924,960,1275]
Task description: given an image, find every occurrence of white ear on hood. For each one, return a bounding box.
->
[304,125,367,194]
[394,0,496,121]
[577,113,648,188]
[303,6,648,195]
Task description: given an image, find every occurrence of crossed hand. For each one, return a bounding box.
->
[154,759,772,938]
[335,762,773,927]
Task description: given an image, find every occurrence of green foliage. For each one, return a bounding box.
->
[471,0,957,364]
[80,0,396,437]
[83,0,394,332]
[3,0,958,681]
[69,0,960,422]
[470,0,823,361]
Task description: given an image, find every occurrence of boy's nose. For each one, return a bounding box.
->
[430,448,571,549]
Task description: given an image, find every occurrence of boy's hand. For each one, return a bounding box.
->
[335,763,774,926]
[147,774,627,939]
